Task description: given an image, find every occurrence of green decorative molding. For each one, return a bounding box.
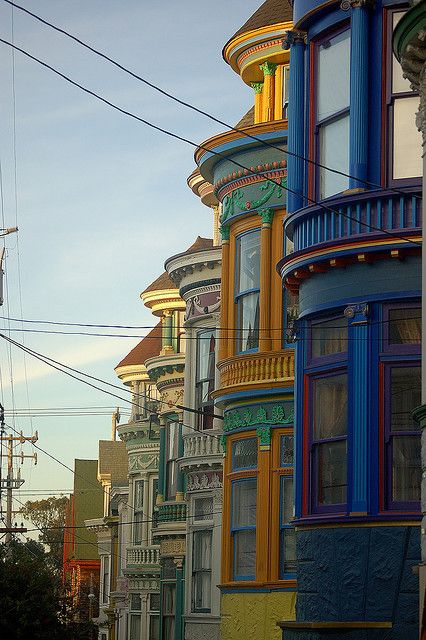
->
[260,61,277,76]
[221,177,286,224]
[258,208,274,225]
[251,81,264,94]
[148,363,185,382]
[223,403,294,434]
[257,426,272,449]
[220,225,230,242]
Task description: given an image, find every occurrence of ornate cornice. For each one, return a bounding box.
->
[215,164,287,200]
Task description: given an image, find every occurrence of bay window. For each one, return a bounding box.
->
[236,230,260,353]
[129,593,142,640]
[195,330,216,430]
[161,558,176,640]
[148,593,160,640]
[231,478,257,580]
[191,497,214,613]
[316,29,350,199]
[280,475,296,577]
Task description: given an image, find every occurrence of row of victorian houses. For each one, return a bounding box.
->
[64,0,426,638]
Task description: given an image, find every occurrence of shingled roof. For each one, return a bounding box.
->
[142,271,175,295]
[229,0,292,41]
[115,322,162,369]
[235,106,255,129]
[185,236,213,254]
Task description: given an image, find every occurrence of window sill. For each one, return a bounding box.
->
[219,579,297,591]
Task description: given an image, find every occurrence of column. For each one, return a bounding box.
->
[258,208,274,352]
[157,417,166,504]
[285,31,305,214]
[175,416,184,502]
[251,82,264,124]
[345,302,369,514]
[349,0,371,190]
[212,204,221,246]
[162,311,173,349]
[259,61,277,122]
[219,225,230,362]
[174,558,185,640]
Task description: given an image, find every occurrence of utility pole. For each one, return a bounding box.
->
[0,407,37,544]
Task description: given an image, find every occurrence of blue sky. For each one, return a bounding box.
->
[0,0,261,504]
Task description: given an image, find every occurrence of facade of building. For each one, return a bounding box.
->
[165,231,222,640]
[115,325,163,640]
[85,440,128,640]
[63,458,104,624]
[195,2,297,638]
[139,271,187,640]
[278,1,423,638]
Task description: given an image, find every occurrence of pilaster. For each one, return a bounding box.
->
[251,81,264,124]
[260,61,277,122]
[259,208,274,352]
[219,227,230,362]
[349,0,371,189]
[286,31,305,213]
[346,302,369,514]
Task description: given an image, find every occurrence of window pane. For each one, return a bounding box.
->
[234,529,256,578]
[389,308,421,345]
[131,593,142,611]
[193,531,212,570]
[149,615,160,640]
[129,614,141,640]
[317,440,347,505]
[392,435,421,502]
[391,367,421,431]
[285,290,299,343]
[237,230,260,293]
[232,479,257,527]
[196,330,216,381]
[167,422,179,460]
[319,114,350,199]
[281,477,294,524]
[149,593,160,611]
[194,497,213,521]
[192,571,211,611]
[317,30,350,120]
[392,12,412,94]
[282,65,290,118]
[162,584,175,614]
[134,480,144,510]
[232,438,258,470]
[280,434,294,467]
[393,97,422,179]
[238,291,260,351]
[162,617,174,640]
[313,374,348,440]
[166,461,177,500]
[311,318,348,358]
[282,528,297,573]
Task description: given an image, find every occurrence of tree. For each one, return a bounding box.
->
[0,539,97,640]
[20,495,69,574]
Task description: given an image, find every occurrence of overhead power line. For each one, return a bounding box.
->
[0,37,421,250]
[2,0,421,201]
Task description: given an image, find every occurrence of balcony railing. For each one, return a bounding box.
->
[286,188,421,253]
[182,432,223,459]
[126,545,160,567]
[157,502,187,523]
[218,350,294,392]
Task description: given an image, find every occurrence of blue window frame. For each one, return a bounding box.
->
[231,478,257,580]
[235,229,260,353]
[280,476,296,578]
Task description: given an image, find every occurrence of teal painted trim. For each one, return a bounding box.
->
[175,565,184,640]
[158,425,166,498]
[349,5,369,189]
[176,422,184,495]
[348,303,369,512]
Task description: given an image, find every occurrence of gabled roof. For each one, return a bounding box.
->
[229,0,292,41]
[115,322,162,369]
[142,271,175,295]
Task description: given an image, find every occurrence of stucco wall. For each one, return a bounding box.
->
[221,591,296,640]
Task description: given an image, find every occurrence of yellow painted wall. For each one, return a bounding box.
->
[221,591,296,640]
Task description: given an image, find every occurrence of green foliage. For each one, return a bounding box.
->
[0,539,97,640]
[20,495,69,574]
